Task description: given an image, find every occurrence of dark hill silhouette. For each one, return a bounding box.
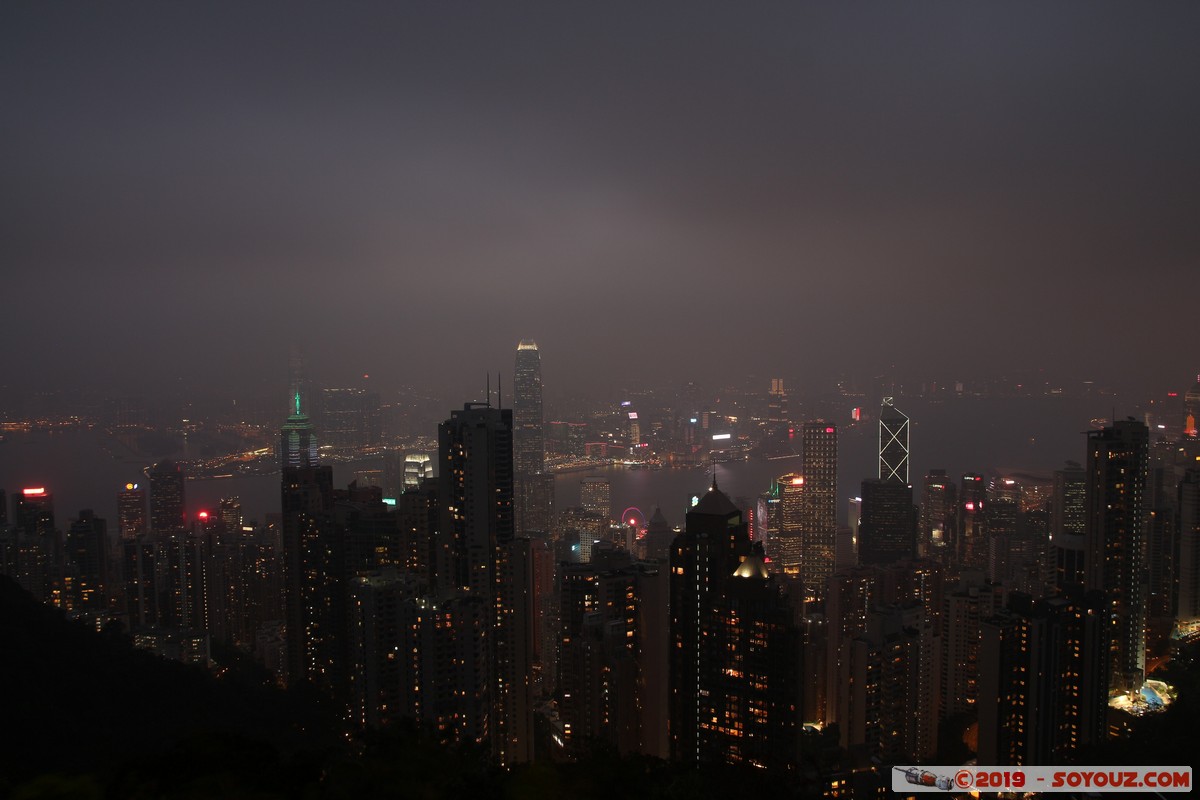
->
[0,576,340,794]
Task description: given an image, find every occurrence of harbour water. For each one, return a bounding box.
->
[0,394,1126,529]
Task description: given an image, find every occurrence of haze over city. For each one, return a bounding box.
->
[4,1,1199,399]
[2,3,1199,798]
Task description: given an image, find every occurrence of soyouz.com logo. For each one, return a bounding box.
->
[892,766,1192,793]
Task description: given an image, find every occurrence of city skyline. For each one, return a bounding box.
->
[3,3,1200,793]
[3,2,1199,398]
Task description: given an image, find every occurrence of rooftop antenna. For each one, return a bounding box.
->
[486,373,491,408]
[498,372,503,410]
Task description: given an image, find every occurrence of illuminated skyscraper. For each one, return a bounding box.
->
[1184,374,1200,437]
[438,402,532,763]
[12,487,57,599]
[281,390,318,469]
[878,398,910,483]
[117,483,147,540]
[1084,419,1148,693]
[280,387,335,688]
[775,473,805,577]
[705,550,800,769]
[1051,463,1086,591]
[767,377,788,434]
[958,473,986,570]
[801,422,838,593]
[978,591,1109,765]
[919,470,956,560]
[669,481,749,763]
[579,476,611,521]
[514,340,551,536]
[513,340,544,475]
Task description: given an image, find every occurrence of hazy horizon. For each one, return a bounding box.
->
[4,3,1198,399]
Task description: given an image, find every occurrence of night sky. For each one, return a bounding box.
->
[4,2,1198,400]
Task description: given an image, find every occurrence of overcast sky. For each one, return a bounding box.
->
[3,2,1198,402]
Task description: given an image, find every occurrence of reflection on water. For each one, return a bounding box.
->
[0,394,1123,528]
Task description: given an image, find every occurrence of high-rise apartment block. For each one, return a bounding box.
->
[1084,419,1148,693]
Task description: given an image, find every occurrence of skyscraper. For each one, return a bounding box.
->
[1178,469,1200,628]
[858,479,916,565]
[1184,374,1200,438]
[281,390,318,469]
[513,340,545,475]
[801,422,838,594]
[117,483,148,540]
[919,469,956,561]
[1051,462,1086,591]
[438,402,532,763]
[775,473,805,578]
[767,377,788,436]
[147,461,185,533]
[1084,419,1148,693]
[280,385,335,687]
[879,398,910,484]
[579,476,611,521]
[669,480,756,765]
[513,340,550,536]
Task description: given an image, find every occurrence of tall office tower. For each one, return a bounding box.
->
[64,510,109,612]
[1184,374,1200,437]
[281,390,318,469]
[984,491,1020,586]
[117,483,148,540]
[1051,463,1086,591]
[318,388,382,451]
[767,378,788,434]
[513,340,545,475]
[704,549,800,769]
[579,476,611,521]
[668,480,753,765]
[920,470,957,561]
[1084,419,1149,693]
[776,473,805,578]
[281,412,335,688]
[513,340,549,537]
[878,398,910,483]
[147,461,186,533]
[402,453,434,490]
[1177,469,1200,628]
[958,473,987,570]
[801,422,838,595]
[12,487,58,600]
[438,402,531,763]
[217,496,242,533]
[857,479,915,565]
[977,591,1109,765]
[940,572,1005,719]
